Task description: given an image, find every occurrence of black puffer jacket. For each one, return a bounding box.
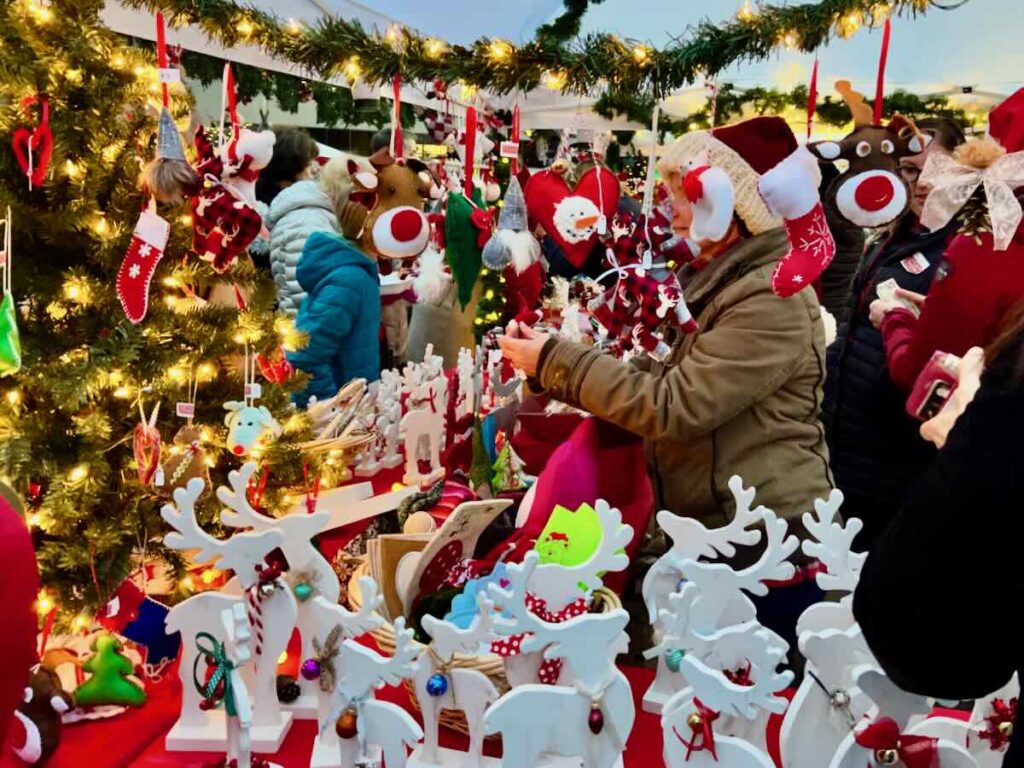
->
[823,216,958,547]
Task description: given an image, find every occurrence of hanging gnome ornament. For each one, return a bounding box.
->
[483,176,544,324]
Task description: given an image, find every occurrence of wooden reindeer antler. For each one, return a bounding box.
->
[422,593,497,659]
[161,477,283,589]
[529,499,634,611]
[377,617,422,689]
[729,511,799,596]
[836,80,875,128]
[801,489,867,595]
[218,463,273,529]
[679,623,794,722]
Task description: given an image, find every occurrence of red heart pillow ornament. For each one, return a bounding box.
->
[524,165,620,268]
[11,96,53,189]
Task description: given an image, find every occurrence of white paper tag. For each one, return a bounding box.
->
[154,466,165,487]
[244,382,262,400]
[500,141,520,159]
[901,252,930,275]
[596,216,607,236]
[176,402,195,419]
[106,596,121,619]
[159,68,181,84]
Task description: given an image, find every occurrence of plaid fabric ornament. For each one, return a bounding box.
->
[191,181,262,273]
[425,111,455,143]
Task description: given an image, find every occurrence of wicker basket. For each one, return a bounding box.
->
[348,560,623,735]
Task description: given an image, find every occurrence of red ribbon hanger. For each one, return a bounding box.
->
[511,104,521,174]
[463,106,477,197]
[673,698,720,761]
[156,12,170,107]
[392,74,404,160]
[807,57,819,139]
[874,18,892,125]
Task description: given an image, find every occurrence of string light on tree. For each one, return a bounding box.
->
[837,11,863,37]
[779,29,800,49]
[65,160,83,180]
[68,464,90,484]
[488,39,513,62]
[632,44,651,64]
[542,70,569,90]
[285,18,302,35]
[737,0,757,22]
[6,389,21,406]
[425,38,447,58]
[342,56,362,83]
[237,16,255,38]
[36,590,54,615]
[384,23,403,48]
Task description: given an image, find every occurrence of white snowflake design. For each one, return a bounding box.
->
[797,208,835,261]
[128,263,141,279]
[138,243,153,258]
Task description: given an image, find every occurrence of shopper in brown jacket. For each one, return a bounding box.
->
[501,117,833,529]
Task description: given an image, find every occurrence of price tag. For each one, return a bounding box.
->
[159,68,181,84]
[500,141,520,159]
[176,402,195,419]
[153,467,165,487]
[244,382,262,400]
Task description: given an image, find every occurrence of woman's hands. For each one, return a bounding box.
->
[920,346,985,449]
[497,320,552,379]
[869,288,926,329]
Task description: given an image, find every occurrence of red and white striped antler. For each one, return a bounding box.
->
[801,489,866,595]
[162,477,283,589]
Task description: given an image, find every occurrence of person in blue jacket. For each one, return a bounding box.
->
[288,229,381,406]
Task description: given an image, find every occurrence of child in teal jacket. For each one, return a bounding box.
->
[288,231,381,406]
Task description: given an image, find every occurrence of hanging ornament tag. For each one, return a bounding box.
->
[596,216,607,236]
[500,141,520,159]
[158,68,181,84]
[244,382,262,400]
[154,466,165,487]
[176,402,195,419]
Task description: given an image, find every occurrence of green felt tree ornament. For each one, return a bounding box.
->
[74,633,147,708]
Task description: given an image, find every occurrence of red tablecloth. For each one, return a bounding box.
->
[3,666,793,768]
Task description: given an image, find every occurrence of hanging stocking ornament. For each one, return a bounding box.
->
[759,146,836,298]
[0,207,21,377]
[11,95,53,190]
[117,205,170,323]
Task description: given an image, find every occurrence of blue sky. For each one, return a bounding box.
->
[365,0,1023,97]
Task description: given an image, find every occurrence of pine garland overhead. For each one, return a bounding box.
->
[120,0,968,99]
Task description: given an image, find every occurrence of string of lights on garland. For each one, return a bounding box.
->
[121,0,969,99]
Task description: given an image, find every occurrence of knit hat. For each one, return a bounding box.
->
[658,116,798,237]
[156,107,187,161]
[497,175,528,231]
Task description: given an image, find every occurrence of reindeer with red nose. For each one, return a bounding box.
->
[808,80,931,229]
[346,148,439,263]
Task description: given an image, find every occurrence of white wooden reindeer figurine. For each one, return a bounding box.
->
[163,477,297,752]
[408,593,501,768]
[781,488,877,768]
[484,553,635,768]
[500,499,633,687]
[661,622,792,768]
[306,581,389,768]
[829,666,978,768]
[218,463,335,720]
[401,375,447,486]
[315,616,424,768]
[641,475,764,713]
[455,348,476,422]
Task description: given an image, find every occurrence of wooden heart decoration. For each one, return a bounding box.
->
[12,124,53,188]
[524,165,620,268]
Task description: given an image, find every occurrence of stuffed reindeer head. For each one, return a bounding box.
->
[808,81,931,228]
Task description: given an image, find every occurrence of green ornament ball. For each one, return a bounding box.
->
[293,582,314,602]
[665,648,684,673]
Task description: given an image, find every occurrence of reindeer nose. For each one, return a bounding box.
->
[232,445,245,455]
[855,175,896,212]
[391,209,426,243]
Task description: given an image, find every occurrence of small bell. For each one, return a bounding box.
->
[300,658,322,681]
[588,702,604,735]
[999,720,1014,739]
[665,649,684,673]
[293,582,314,602]
[335,708,359,739]
[830,689,850,710]
[426,673,449,697]
[875,748,899,765]
[687,712,704,730]
[258,580,277,598]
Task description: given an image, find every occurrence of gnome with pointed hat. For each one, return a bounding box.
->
[139,107,199,205]
[482,177,545,324]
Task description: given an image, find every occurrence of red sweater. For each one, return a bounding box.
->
[880,228,1024,392]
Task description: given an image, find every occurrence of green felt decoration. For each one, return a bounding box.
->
[74,633,147,708]
[535,503,602,567]
[445,189,487,310]
[0,292,22,377]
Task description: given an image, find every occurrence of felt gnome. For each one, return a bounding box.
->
[482,177,540,273]
[759,146,837,297]
[139,107,199,206]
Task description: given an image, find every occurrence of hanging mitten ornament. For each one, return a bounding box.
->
[11,95,53,190]
[0,208,21,377]
[759,146,836,298]
[117,207,170,324]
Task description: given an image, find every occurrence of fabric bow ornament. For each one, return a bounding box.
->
[490,593,588,684]
[920,149,1024,251]
[469,207,495,248]
[193,632,238,715]
[855,716,939,768]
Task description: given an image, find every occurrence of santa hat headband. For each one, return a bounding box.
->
[658,116,798,236]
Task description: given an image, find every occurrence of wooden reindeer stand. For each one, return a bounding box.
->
[407,594,501,768]
[483,553,635,768]
[219,464,337,720]
[162,476,296,753]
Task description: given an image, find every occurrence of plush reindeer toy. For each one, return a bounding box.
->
[807,80,931,229]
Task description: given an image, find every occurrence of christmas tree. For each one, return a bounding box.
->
[0,0,333,627]
[74,633,147,708]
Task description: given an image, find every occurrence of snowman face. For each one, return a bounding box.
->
[553,196,603,244]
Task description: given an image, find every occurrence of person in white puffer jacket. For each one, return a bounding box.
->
[267,179,339,315]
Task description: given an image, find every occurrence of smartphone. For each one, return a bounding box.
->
[907,351,962,421]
